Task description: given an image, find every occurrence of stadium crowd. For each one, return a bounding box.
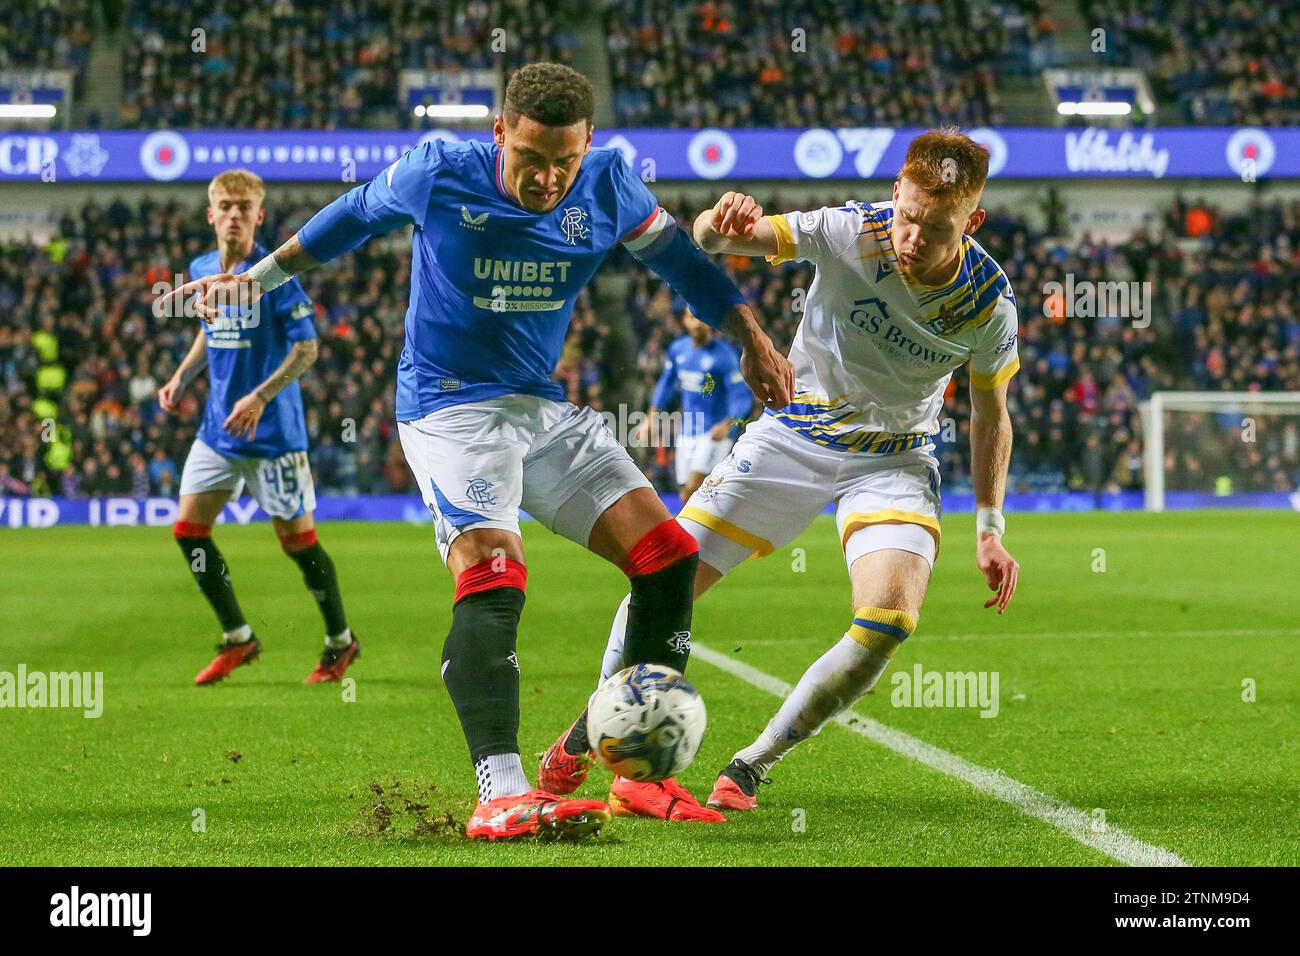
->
[121,0,579,129]
[2,190,1297,503]
[603,0,1055,128]
[1076,0,1299,126]
[11,0,1300,129]
[0,1,99,99]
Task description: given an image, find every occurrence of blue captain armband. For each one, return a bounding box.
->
[622,209,746,329]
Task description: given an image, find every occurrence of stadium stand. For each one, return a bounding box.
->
[1075,0,1300,125]
[3,193,1296,501]
[3,1,1295,128]
[601,0,1051,128]
[121,0,580,129]
[0,1,98,93]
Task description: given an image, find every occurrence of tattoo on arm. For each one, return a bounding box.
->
[253,339,318,403]
[270,234,321,276]
[176,333,208,389]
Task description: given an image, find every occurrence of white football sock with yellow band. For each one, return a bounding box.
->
[733,606,917,778]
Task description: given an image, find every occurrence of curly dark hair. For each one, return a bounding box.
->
[503,62,595,128]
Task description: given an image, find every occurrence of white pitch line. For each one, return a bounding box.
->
[691,642,1189,867]
[912,627,1300,643]
[736,627,1297,646]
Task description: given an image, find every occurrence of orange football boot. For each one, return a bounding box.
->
[465,789,610,841]
[609,776,726,822]
[706,758,767,811]
[194,636,261,686]
[538,719,597,795]
[305,636,361,683]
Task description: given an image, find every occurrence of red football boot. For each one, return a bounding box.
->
[706,758,767,812]
[538,719,596,795]
[305,636,361,683]
[194,636,262,686]
[465,789,610,841]
[609,776,726,822]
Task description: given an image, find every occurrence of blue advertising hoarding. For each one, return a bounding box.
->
[0,126,1289,183]
[1,491,1294,528]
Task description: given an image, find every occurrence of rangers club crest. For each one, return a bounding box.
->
[560,206,590,244]
[465,477,497,507]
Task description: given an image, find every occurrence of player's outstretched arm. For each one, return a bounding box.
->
[625,214,792,407]
[614,155,792,407]
[693,192,779,257]
[970,379,1020,614]
[158,330,207,413]
[165,144,435,323]
[721,305,793,410]
[160,236,322,325]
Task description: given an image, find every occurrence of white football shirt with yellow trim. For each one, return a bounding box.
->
[763,200,1019,453]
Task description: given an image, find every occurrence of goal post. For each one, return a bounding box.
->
[1141,391,1300,512]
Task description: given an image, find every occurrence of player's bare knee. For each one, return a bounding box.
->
[851,582,925,622]
[448,528,524,577]
[177,492,228,527]
[849,549,930,621]
[587,487,672,567]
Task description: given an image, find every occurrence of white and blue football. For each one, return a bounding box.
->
[586,664,707,782]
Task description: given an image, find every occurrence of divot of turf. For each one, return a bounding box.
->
[355,780,460,839]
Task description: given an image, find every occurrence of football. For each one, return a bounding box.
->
[586,664,707,782]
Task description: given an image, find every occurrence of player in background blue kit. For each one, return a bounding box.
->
[159,170,358,687]
[642,309,755,501]
[168,65,793,840]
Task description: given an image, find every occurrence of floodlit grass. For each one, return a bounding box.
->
[1,511,1295,865]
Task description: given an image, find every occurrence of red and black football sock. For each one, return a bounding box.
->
[441,557,527,766]
[174,521,247,634]
[621,518,699,672]
[565,520,699,757]
[280,529,349,642]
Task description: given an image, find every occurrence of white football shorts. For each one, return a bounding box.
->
[179,438,316,520]
[398,395,653,563]
[674,432,733,486]
[679,414,941,575]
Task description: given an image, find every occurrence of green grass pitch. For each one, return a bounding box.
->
[1,511,1295,866]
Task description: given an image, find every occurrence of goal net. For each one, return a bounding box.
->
[1140,392,1300,512]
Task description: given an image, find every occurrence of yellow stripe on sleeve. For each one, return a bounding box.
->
[970,356,1020,391]
[764,214,797,265]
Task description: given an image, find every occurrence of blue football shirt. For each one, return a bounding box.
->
[651,335,753,437]
[299,139,677,421]
[189,242,317,459]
